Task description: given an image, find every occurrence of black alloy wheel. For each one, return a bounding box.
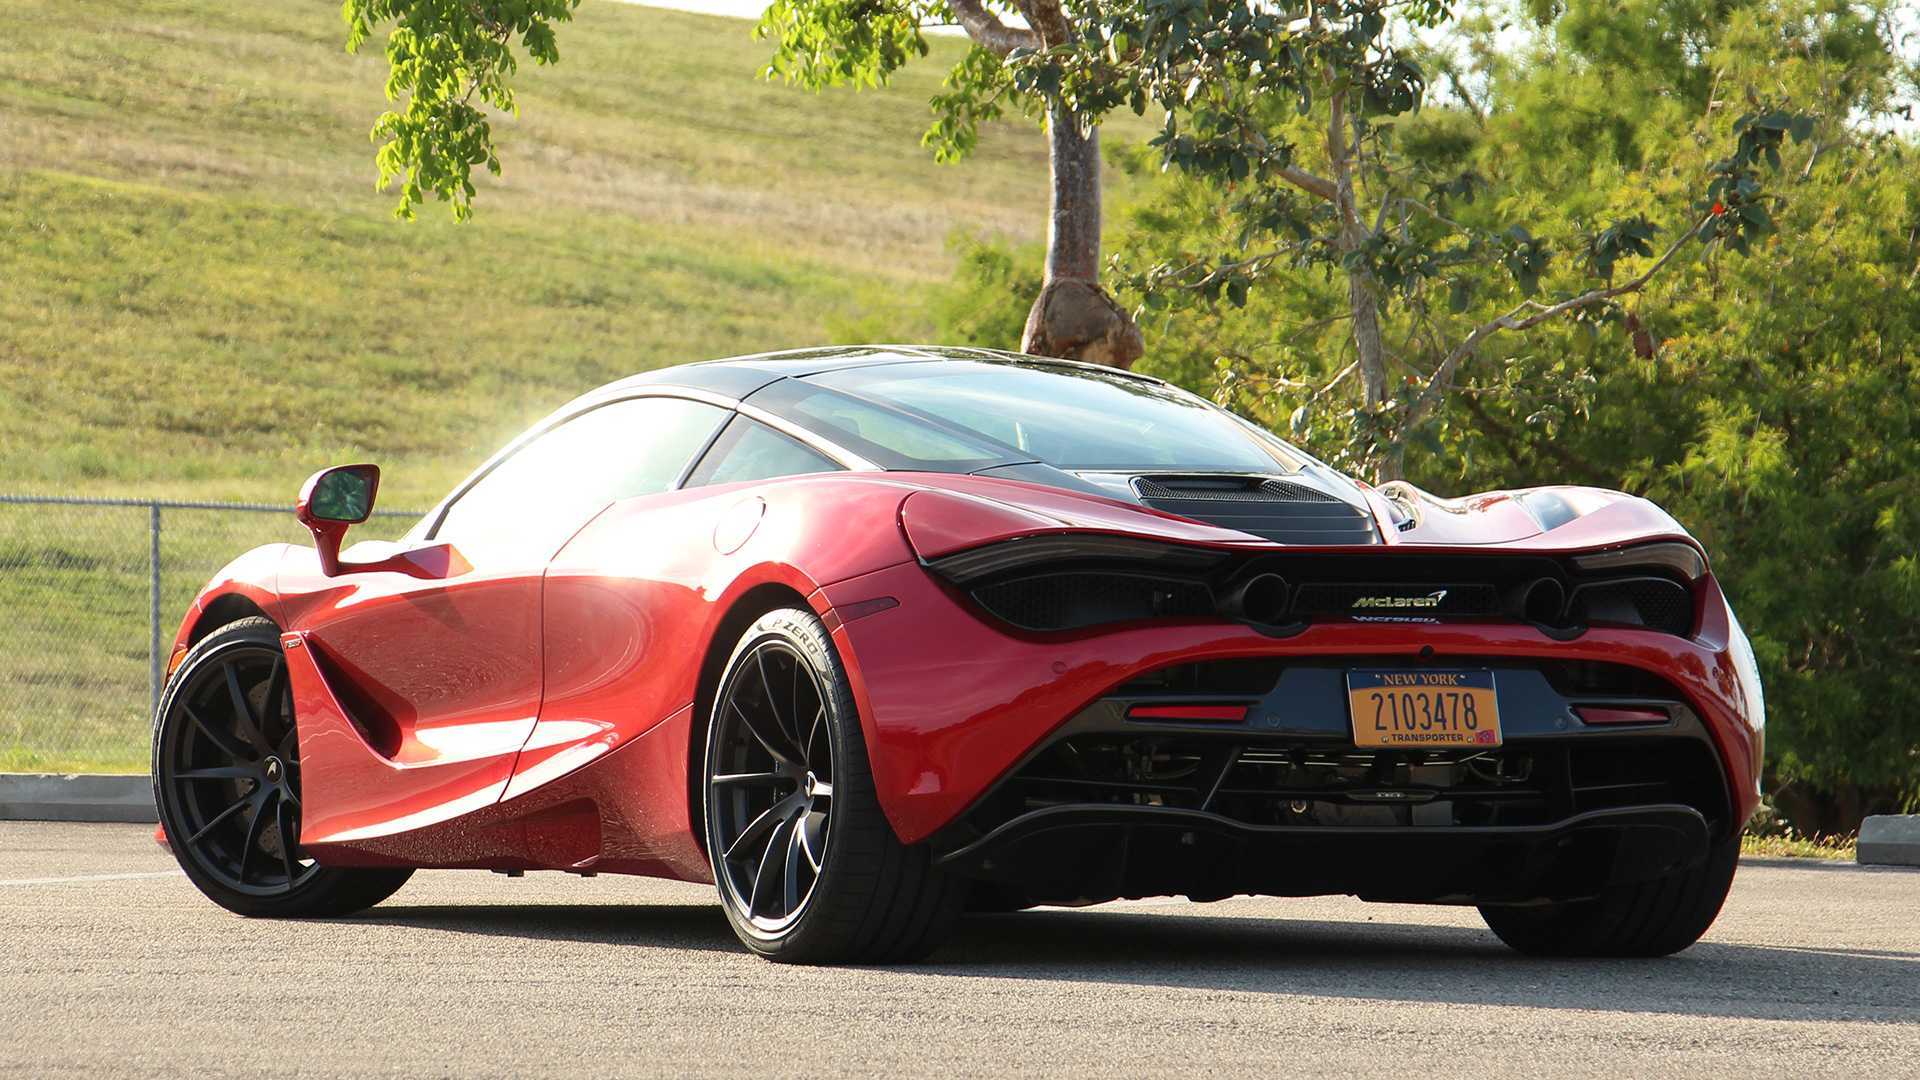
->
[707,638,835,933]
[154,617,411,917]
[701,608,964,963]
[156,627,316,897]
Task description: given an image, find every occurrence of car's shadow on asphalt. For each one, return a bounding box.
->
[347,903,741,954]
[935,908,1919,1023]
[344,898,1918,1024]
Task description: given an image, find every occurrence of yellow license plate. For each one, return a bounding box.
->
[1347,670,1501,748]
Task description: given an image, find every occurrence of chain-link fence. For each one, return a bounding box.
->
[0,495,421,774]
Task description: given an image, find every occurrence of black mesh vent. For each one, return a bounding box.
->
[1135,477,1342,504]
[1571,578,1693,636]
[965,730,1728,837]
[1134,477,1378,545]
[971,573,1214,631]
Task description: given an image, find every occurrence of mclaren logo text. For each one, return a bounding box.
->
[1350,589,1449,610]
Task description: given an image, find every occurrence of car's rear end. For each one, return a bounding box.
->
[820,472,1763,954]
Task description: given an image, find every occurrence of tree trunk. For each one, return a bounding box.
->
[1349,271,1388,407]
[1020,101,1144,369]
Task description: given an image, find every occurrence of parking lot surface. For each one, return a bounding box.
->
[2,821,1916,1078]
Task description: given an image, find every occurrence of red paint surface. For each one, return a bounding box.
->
[166,467,1760,874]
[824,563,1760,845]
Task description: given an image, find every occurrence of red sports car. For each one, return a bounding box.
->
[153,346,1765,962]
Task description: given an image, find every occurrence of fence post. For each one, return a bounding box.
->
[149,503,162,721]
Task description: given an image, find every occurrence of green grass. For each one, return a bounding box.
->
[0,0,1151,508]
[1740,831,1859,861]
[0,0,1156,770]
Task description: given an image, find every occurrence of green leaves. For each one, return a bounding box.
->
[1696,104,1815,254]
[1497,225,1551,297]
[343,0,580,222]
[1584,216,1659,282]
[756,0,933,92]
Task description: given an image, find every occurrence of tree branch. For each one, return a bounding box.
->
[1405,214,1710,428]
[948,0,1038,56]
[1277,166,1337,202]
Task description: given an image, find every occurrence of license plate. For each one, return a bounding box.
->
[1347,670,1501,748]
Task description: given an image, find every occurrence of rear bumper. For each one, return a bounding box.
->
[937,803,1711,906]
[821,560,1762,847]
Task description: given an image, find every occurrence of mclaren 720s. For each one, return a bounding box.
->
[153,346,1764,962]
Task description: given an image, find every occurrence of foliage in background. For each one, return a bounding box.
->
[936,0,1920,830]
[343,0,581,221]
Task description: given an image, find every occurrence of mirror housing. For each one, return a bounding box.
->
[296,464,380,576]
[295,464,468,579]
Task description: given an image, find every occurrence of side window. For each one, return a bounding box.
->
[434,397,728,564]
[685,417,841,488]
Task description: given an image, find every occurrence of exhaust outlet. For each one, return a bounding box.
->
[1223,573,1291,625]
[1520,577,1567,625]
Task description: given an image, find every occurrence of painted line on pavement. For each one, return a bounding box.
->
[0,870,183,887]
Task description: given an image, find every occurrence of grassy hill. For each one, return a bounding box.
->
[0,0,1160,771]
[0,0,1146,508]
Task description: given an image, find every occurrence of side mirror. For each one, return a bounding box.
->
[296,464,380,576]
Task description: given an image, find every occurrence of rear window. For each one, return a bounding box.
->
[777,359,1303,473]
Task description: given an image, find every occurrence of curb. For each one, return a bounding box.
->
[0,773,156,823]
[1857,814,1920,868]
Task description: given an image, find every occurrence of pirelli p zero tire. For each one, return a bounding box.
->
[153,616,412,918]
[1478,831,1740,957]
[702,607,965,964]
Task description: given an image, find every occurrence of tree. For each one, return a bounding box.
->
[339,0,1146,366]
[756,0,1144,366]
[985,0,1808,479]
[955,0,1910,829]
[342,0,580,222]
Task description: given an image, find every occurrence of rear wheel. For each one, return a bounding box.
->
[702,608,963,963]
[1478,832,1739,957]
[153,616,411,918]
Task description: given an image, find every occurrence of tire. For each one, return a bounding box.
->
[702,607,964,963]
[1478,832,1739,957]
[153,616,412,918]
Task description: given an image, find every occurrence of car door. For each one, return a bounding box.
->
[290,395,731,844]
[514,415,847,796]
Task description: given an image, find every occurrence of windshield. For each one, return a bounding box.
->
[766,359,1304,473]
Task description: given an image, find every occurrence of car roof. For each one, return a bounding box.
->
[593,345,1170,403]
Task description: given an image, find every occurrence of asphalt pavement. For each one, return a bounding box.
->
[2,820,1915,1078]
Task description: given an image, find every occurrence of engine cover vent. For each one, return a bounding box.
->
[1135,476,1342,503]
[1133,475,1379,545]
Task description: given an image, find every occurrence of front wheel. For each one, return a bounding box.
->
[702,608,963,963]
[1478,832,1739,957]
[153,616,411,918]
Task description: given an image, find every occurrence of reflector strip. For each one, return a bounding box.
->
[1574,706,1668,725]
[1125,704,1250,723]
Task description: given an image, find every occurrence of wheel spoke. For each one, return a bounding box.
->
[804,705,825,771]
[723,791,806,863]
[782,814,805,914]
[810,779,833,800]
[755,649,800,753]
[237,789,274,885]
[176,765,257,782]
[730,699,798,768]
[224,662,272,756]
[746,822,786,918]
[261,657,289,751]
[185,791,253,845]
[798,810,825,873]
[711,772,782,788]
[274,795,300,884]
[789,657,805,755]
[184,702,253,763]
